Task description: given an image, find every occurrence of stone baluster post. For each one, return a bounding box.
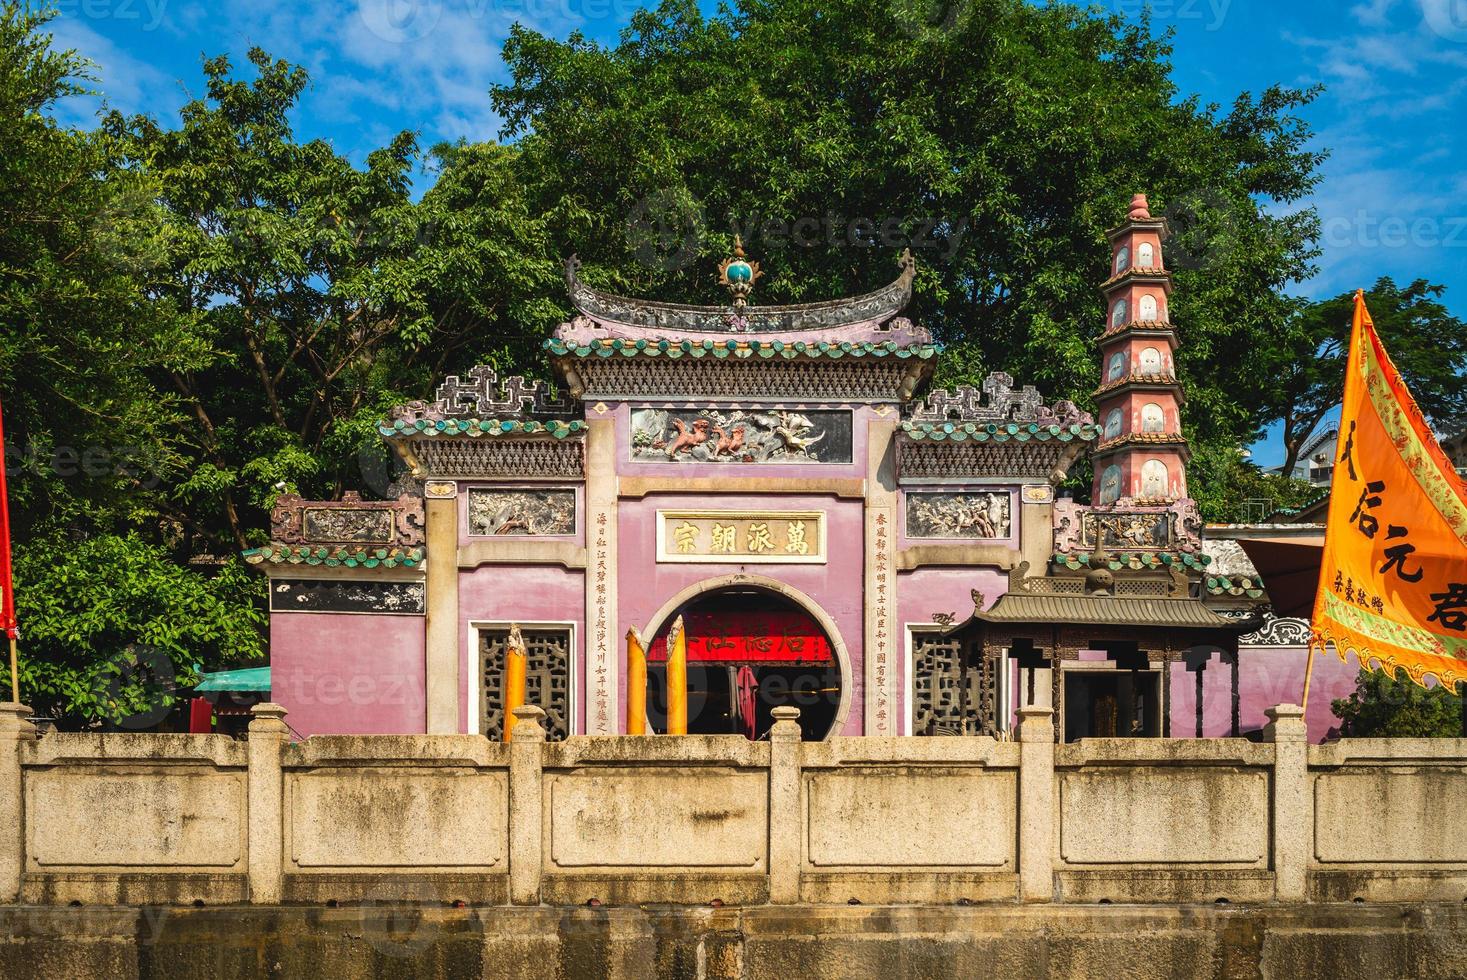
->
[767,706,802,904]
[0,703,36,903]
[509,704,546,905]
[1017,704,1055,903]
[247,703,289,905]
[1265,703,1310,902]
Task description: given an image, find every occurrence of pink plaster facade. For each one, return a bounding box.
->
[456,561,585,733]
[270,611,426,737]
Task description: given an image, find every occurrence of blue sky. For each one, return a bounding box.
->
[45,0,1467,465]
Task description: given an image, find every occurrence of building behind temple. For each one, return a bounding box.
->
[244,195,1354,743]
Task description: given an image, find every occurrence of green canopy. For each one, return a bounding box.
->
[194,667,271,693]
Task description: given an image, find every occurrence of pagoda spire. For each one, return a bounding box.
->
[1090,193,1190,506]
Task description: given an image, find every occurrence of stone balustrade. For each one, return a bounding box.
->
[2,700,1465,907]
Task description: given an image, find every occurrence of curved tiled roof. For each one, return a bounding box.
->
[544,337,940,360]
[380,417,586,439]
[1100,266,1173,291]
[562,251,918,338]
[901,420,1100,443]
[242,545,425,568]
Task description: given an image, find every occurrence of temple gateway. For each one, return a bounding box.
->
[245,195,1337,742]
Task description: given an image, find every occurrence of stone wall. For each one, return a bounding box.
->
[4,700,1467,908]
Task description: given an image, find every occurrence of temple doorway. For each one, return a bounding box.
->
[644,586,843,741]
[1063,667,1162,740]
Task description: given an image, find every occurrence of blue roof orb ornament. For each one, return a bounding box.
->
[717,235,763,312]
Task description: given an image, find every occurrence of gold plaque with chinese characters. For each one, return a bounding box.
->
[655,510,826,564]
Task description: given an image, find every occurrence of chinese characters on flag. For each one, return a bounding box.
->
[1311,293,1467,688]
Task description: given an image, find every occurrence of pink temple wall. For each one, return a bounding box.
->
[896,565,1010,734]
[270,611,426,737]
[616,491,868,735]
[1167,646,1361,743]
[456,563,586,733]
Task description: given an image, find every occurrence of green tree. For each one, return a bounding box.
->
[492,0,1324,449]
[1263,279,1467,477]
[103,51,564,551]
[0,3,195,530]
[14,533,264,726]
[0,5,270,724]
[1187,442,1318,524]
[1333,668,1464,738]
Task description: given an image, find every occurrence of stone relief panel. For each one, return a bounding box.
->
[630,408,853,463]
[1081,510,1173,550]
[467,488,577,536]
[269,579,426,615]
[1052,498,1204,555]
[907,372,1089,427]
[302,507,393,544]
[270,491,424,547]
[905,492,1012,539]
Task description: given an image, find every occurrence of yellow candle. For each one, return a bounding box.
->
[502,624,527,742]
[667,615,687,735]
[626,627,646,735]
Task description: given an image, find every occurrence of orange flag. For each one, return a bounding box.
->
[1308,292,1467,697]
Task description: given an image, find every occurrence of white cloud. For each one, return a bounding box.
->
[1350,0,1400,27]
[44,14,182,124]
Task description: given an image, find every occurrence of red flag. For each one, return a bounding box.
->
[0,398,15,640]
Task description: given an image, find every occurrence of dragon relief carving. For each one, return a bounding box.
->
[630,407,853,463]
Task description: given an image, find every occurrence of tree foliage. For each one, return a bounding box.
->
[1333,668,1464,738]
[492,0,1325,450]
[13,533,264,726]
[1187,442,1319,524]
[1262,278,1467,477]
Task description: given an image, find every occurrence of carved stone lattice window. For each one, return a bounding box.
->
[480,627,571,740]
[911,631,985,735]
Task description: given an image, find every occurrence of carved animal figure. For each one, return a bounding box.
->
[666,418,712,457]
[772,412,825,455]
[717,425,746,457]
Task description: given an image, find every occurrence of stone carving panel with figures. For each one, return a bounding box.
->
[270,492,425,547]
[630,408,853,464]
[468,488,577,536]
[906,492,1013,539]
[908,372,1090,427]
